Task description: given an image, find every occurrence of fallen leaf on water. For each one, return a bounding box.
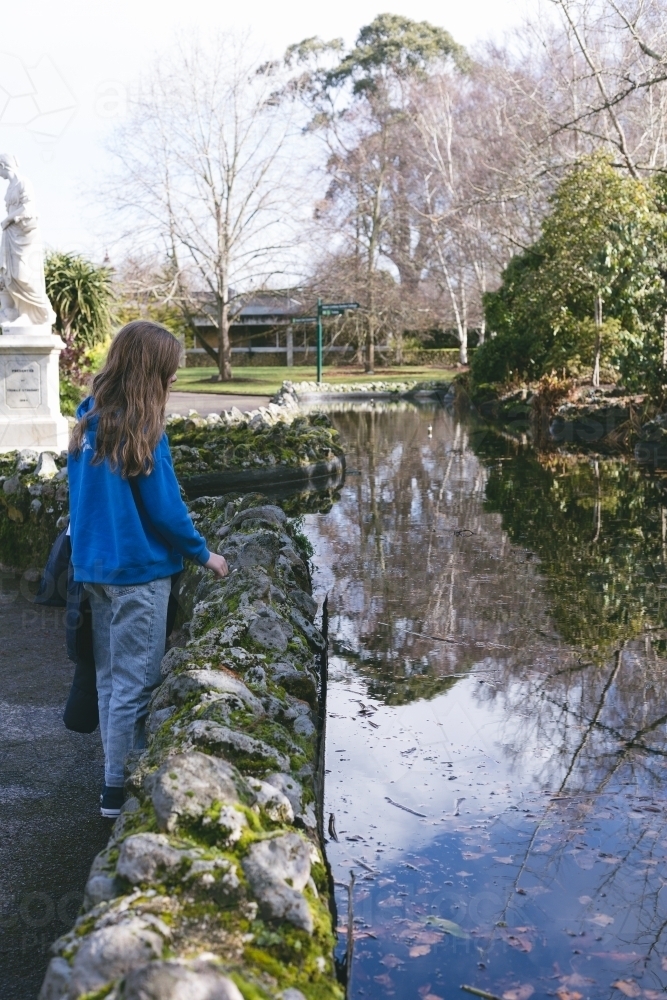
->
[556,991,583,1000]
[378,895,402,908]
[373,973,393,988]
[590,913,614,927]
[570,849,598,870]
[503,985,534,1000]
[409,944,431,957]
[578,895,592,905]
[456,870,473,877]
[599,855,622,864]
[643,991,664,999]
[493,856,514,864]
[462,851,485,860]
[423,916,469,938]
[380,954,403,969]
[560,974,595,987]
[402,930,442,946]
[612,981,641,998]
[423,995,444,1000]
[499,928,533,953]
[662,957,667,971]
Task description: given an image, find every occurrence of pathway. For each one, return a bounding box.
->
[0,576,108,1000]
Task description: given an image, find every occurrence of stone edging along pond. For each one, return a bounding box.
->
[39,494,343,1000]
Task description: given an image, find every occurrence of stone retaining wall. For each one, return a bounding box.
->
[39,494,342,1000]
[0,399,344,572]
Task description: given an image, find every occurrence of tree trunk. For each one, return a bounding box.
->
[459,278,468,365]
[286,327,293,368]
[592,291,602,388]
[365,281,375,374]
[216,293,232,382]
[365,315,375,374]
[459,327,468,366]
[662,310,667,369]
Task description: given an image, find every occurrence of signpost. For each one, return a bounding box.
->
[292,300,360,383]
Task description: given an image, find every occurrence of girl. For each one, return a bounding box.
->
[68,321,228,818]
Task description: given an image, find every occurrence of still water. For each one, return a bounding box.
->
[305,403,667,1000]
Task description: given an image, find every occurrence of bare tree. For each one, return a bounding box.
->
[105,35,303,380]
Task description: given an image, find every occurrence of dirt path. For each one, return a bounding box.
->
[0,576,108,1000]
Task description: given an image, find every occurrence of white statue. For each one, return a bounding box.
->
[0,153,56,332]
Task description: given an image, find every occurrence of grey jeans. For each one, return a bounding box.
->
[84,577,171,787]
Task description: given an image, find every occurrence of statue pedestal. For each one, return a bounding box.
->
[0,329,69,452]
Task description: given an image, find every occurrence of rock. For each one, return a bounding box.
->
[248,778,294,822]
[69,918,164,995]
[123,961,244,1000]
[214,804,247,843]
[293,714,316,738]
[185,719,290,772]
[36,452,59,478]
[288,607,324,651]
[160,647,193,677]
[247,608,293,653]
[3,474,20,494]
[269,662,318,708]
[288,589,317,620]
[147,752,244,832]
[282,990,308,1000]
[242,833,313,933]
[147,704,176,735]
[116,833,185,884]
[227,504,287,532]
[83,874,119,910]
[151,668,263,715]
[297,802,317,832]
[38,956,71,1000]
[264,772,303,815]
[16,449,38,471]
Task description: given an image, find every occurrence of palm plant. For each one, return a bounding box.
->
[44,251,115,380]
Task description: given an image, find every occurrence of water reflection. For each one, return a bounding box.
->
[305,404,667,1000]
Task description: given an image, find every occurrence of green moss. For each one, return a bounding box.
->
[78,985,116,1000]
[229,973,272,1000]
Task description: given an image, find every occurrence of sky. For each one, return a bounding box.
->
[0,0,529,257]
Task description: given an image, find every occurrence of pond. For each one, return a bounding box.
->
[305,402,667,1000]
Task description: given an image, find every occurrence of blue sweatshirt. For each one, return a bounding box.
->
[68,397,210,584]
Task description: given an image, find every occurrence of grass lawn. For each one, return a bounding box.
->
[173,365,455,396]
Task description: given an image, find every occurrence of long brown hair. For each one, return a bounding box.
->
[69,321,181,477]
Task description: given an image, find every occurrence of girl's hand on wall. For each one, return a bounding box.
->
[204,552,229,578]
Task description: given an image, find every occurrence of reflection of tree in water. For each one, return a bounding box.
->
[467,435,667,979]
[317,404,562,704]
[479,436,667,652]
[314,406,667,988]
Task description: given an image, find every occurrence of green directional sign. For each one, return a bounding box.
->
[320,302,360,316]
[316,300,359,382]
[291,301,360,381]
